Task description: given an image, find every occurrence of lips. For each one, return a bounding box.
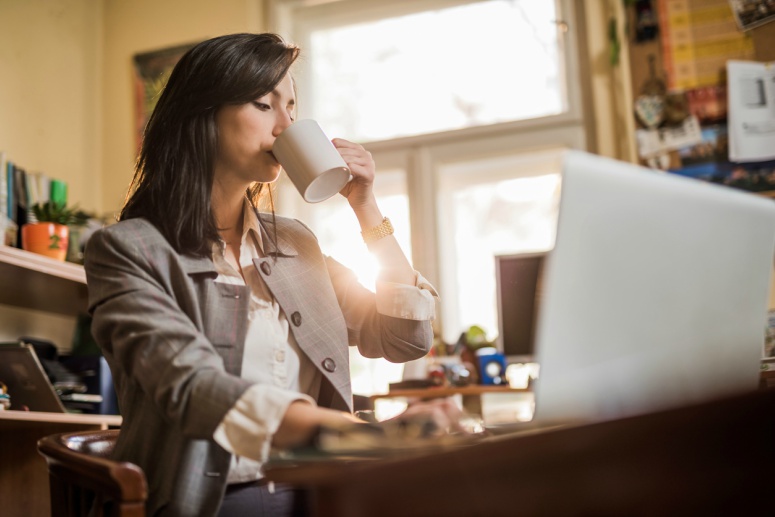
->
[268,151,278,163]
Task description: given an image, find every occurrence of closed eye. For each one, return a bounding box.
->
[252,101,270,111]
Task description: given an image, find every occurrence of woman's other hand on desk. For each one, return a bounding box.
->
[273,397,474,451]
[384,398,471,438]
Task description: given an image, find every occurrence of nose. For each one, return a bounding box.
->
[273,111,294,137]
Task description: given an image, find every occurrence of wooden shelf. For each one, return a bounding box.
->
[0,245,88,316]
[371,385,529,400]
[0,409,121,428]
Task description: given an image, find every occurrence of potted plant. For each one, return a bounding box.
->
[21,202,88,261]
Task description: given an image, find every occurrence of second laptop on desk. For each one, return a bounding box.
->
[0,342,69,413]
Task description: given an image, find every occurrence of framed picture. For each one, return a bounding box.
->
[133,42,198,152]
[729,0,775,31]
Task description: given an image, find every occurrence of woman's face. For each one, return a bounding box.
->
[213,73,296,189]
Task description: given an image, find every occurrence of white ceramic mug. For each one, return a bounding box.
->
[272,119,352,203]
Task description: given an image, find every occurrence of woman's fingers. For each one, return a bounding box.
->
[390,397,468,437]
[333,140,374,169]
[331,138,378,207]
[332,137,363,150]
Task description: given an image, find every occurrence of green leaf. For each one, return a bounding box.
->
[30,201,91,226]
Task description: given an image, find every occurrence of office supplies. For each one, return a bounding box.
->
[0,342,67,412]
[527,150,775,424]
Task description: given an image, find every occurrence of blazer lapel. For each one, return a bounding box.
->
[178,253,218,277]
[256,211,299,258]
[176,252,249,375]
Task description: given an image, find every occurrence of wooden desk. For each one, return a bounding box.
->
[0,411,121,517]
[266,389,775,517]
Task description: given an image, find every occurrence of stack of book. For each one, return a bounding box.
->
[0,151,68,248]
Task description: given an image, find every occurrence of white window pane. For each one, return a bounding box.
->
[288,169,411,292]
[302,0,565,141]
[437,149,564,344]
[349,346,405,397]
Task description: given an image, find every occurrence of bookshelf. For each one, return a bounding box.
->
[0,246,104,516]
[0,244,87,316]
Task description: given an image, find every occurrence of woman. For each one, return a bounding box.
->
[85,33,448,516]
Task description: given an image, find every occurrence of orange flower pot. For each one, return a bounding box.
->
[21,223,69,261]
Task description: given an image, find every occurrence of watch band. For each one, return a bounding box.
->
[361,217,394,244]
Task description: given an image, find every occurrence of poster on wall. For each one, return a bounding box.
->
[658,0,755,90]
[133,42,198,152]
[727,60,775,162]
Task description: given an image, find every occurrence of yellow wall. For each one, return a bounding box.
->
[0,0,263,346]
[0,0,102,213]
[0,0,262,216]
[101,0,263,215]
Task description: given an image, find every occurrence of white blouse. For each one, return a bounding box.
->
[211,200,437,483]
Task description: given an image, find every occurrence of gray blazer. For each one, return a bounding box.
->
[84,214,433,516]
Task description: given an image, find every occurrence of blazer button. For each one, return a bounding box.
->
[291,311,302,326]
[322,358,336,372]
[260,262,272,275]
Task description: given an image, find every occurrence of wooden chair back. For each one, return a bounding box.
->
[37,429,147,517]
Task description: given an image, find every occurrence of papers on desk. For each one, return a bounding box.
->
[727,60,775,162]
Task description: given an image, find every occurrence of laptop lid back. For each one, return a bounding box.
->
[532,150,775,422]
[0,343,67,413]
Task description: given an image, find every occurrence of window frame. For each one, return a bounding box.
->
[268,0,589,340]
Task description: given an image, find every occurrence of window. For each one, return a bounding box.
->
[293,0,567,142]
[436,149,563,343]
[271,0,587,394]
[278,168,410,291]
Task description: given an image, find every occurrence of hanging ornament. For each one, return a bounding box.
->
[634,54,667,130]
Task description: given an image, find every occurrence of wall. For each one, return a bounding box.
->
[0,0,102,347]
[576,0,637,163]
[0,0,263,348]
[0,0,102,212]
[101,0,263,216]
[750,21,775,310]
[623,9,775,311]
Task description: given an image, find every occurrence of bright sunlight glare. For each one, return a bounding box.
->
[307,0,563,141]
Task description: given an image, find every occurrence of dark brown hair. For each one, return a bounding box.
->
[120,33,300,256]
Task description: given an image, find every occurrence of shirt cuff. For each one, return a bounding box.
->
[375,271,439,321]
[213,384,316,461]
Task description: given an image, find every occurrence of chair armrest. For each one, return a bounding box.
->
[37,431,147,503]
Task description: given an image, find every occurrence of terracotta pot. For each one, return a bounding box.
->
[21,223,69,261]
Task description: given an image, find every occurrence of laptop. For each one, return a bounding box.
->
[0,342,68,412]
[493,150,775,429]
